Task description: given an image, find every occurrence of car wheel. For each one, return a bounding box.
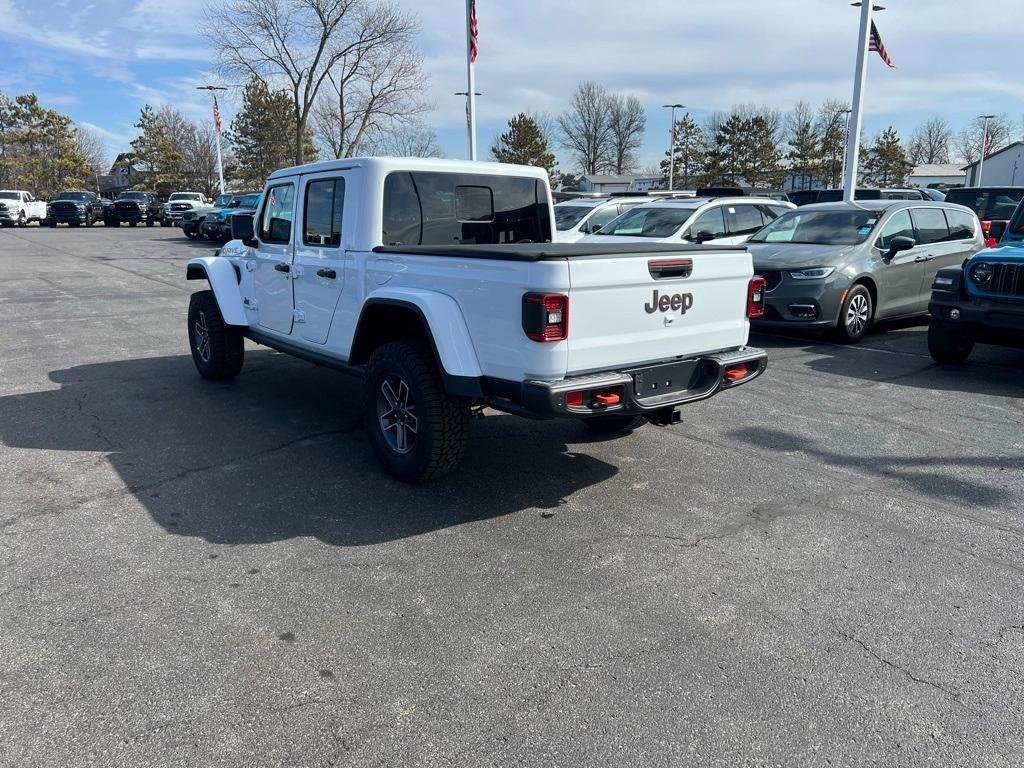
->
[364,341,470,482]
[581,415,645,435]
[49,220,57,228]
[835,284,872,344]
[129,220,137,227]
[17,211,26,228]
[104,219,115,227]
[146,216,154,228]
[85,213,93,227]
[187,290,244,381]
[927,319,974,363]
[184,229,200,240]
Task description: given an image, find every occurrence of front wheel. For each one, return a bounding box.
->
[187,290,244,380]
[145,216,154,228]
[184,229,200,240]
[928,319,974,363]
[17,211,26,228]
[835,284,872,344]
[364,341,470,482]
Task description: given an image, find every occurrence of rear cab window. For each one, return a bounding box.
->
[382,171,551,245]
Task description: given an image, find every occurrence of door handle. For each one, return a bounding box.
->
[274,262,290,273]
[316,268,337,279]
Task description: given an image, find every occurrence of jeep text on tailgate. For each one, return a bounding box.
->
[185,158,767,481]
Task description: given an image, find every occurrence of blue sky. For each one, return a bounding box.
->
[2,0,1022,170]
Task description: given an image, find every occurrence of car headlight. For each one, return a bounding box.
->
[969,262,992,287]
[788,267,835,280]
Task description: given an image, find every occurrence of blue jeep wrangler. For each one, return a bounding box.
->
[927,203,1024,362]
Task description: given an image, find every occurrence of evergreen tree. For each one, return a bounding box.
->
[129,104,184,193]
[489,113,557,178]
[786,106,821,191]
[658,113,706,189]
[228,77,316,189]
[862,127,908,187]
[0,93,90,197]
[743,115,784,188]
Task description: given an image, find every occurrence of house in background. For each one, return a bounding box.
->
[106,153,149,197]
[961,142,1024,187]
[908,163,966,188]
[576,174,637,193]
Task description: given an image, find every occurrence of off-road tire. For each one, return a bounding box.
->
[49,220,57,228]
[364,341,470,482]
[581,415,646,435]
[834,284,873,344]
[129,220,137,227]
[928,319,974,364]
[145,215,155,228]
[187,290,244,381]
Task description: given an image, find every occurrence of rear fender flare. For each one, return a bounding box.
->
[186,256,247,326]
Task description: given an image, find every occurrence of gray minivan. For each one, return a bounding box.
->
[746,200,985,342]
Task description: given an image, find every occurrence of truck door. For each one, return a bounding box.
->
[253,182,297,335]
[292,171,351,344]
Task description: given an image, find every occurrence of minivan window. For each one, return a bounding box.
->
[911,207,950,245]
[876,210,914,250]
[944,208,976,240]
[382,171,551,245]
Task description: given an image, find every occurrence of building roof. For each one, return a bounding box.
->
[960,142,1024,171]
[909,163,966,177]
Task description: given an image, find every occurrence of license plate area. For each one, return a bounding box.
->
[629,359,702,402]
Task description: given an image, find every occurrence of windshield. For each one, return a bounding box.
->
[119,192,147,200]
[0,192,19,200]
[1006,200,1024,236]
[596,206,693,238]
[170,193,200,201]
[554,204,594,231]
[55,192,90,201]
[237,194,260,209]
[944,188,1024,221]
[749,208,880,245]
[213,194,232,207]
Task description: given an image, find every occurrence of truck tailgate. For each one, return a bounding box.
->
[566,248,753,375]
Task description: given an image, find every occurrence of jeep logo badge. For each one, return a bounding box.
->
[645,289,694,314]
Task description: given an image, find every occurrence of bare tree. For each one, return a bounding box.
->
[557,81,615,175]
[75,124,108,185]
[955,114,1013,164]
[607,93,646,175]
[907,116,952,165]
[312,26,429,159]
[207,0,419,166]
[815,99,851,188]
[362,122,444,157]
[181,122,224,197]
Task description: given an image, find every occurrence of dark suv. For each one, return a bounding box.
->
[106,191,163,227]
[942,187,1024,247]
[200,191,261,242]
[48,191,105,227]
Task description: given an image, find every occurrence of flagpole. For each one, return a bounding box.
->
[842,2,874,201]
[198,85,227,195]
[977,114,995,185]
[465,0,478,161]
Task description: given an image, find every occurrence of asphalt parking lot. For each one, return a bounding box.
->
[1,226,1023,767]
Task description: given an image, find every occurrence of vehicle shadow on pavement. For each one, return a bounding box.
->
[729,426,1022,509]
[752,328,1024,398]
[0,351,617,546]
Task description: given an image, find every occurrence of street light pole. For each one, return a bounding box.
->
[663,104,684,191]
[197,85,228,195]
[977,114,995,185]
[838,108,853,187]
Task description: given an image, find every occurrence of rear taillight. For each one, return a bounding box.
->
[523,293,568,342]
[747,276,767,319]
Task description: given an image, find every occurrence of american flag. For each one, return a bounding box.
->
[469,0,479,63]
[983,131,992,153]
[213,96,223,135]
[869,21,895,68]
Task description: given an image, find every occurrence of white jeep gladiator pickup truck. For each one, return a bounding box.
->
[0,190,47,227]
[185,158,767,481]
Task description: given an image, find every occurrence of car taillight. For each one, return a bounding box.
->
[522,293,568,342]
[747,276,767,319]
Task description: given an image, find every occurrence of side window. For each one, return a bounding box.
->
[876,210,914,250]
[303,178,345,247]
[684,207,727,241]
[259,183,295,244]
[724,205,766,236]
[943,209,975,241]
[911,207,950,245]
[586,205,619,233]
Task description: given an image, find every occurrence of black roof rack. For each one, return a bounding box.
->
[695,187,745,197]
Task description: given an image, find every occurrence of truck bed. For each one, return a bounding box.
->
[373,243,747,262]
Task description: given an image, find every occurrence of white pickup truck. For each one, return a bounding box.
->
[0,190,47,227]
[186,158,767,481]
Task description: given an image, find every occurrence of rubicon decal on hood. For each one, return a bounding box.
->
[645,289,694,314]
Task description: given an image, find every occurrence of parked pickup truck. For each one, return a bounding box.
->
[185,158,767,481]
[106,191,163,227]
[48,190,105,226]
[0,190,47,227]
[928,198,1024,362]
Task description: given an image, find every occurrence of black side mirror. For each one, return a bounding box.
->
[694,230,715,244]
[232,212,257,247]
[988,220,1007,241]
[885,235,915,260]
